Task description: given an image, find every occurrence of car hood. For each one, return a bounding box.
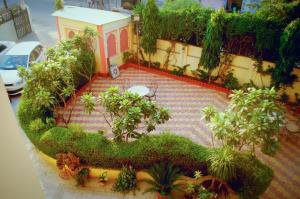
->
[0,70,22,84]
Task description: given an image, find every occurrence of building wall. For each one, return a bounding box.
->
[56,17,102,73]
[0,77,45,199]
[102,18,132,68]
[0,20,18,42]
[132,38,300,102]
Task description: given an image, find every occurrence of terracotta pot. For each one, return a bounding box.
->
[156,192,169,199]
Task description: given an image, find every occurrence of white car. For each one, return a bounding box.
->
[0,41,44,95]
[0,41,16,56]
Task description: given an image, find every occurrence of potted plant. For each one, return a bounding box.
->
[75,168,90,187]
[98,171,108,186]
[143,163,183,199]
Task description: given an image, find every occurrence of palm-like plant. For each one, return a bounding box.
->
[143,163,183,198]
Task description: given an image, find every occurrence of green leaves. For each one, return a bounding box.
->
[143,163,183,196]
[113,166,137,193]
[82,87,170,142]
[81,93,97,115]
[202,87,284,156]
[207,146,237,181]
[199,8,226,79]
[141,0,159,55]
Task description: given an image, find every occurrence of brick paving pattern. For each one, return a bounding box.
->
[60,67,300,199]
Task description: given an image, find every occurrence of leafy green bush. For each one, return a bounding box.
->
[29,119,47,134]
[68,123,86,139]
[161,0,199,11]
[113,166,137,193]
[199,8,226,82]
[229,154,273,199]
[81,87,170,142]
[143,163,183,196]
[159,7,213,46]
[75,168,90,187]
[54,0,64,10]
[207,147,237,181]
[171,64,189,76]
[202,87,284,156]
[272,18,300,87]
[224,70,240,90]
[19,98,273,198]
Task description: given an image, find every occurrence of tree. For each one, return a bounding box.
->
[81,87,170,142]
[141,0,159,67]
[19,28,97,125]
[272,18,300,87]
[199,8,225,83]
[55,0,64,10]
[202,87,284,156]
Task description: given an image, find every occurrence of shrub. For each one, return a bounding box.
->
[19,99,273,198]
[202,87,284,156]
[75,168,90,187]
[81,87,170,142]
[199,8,226,82]
[223,70,240,90]
[67,123,86,139]
[143,163,183,196]
[113,166,137,193]
[29,118,47,134]
[54,0,64,10]
[207,146,237,181]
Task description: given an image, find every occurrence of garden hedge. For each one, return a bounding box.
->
[18,98,273,199]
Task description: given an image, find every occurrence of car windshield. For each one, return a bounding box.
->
[0,55,28,70]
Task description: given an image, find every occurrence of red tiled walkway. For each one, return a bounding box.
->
[60,67,300,199]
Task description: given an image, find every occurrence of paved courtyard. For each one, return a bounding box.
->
[59,66,300,199]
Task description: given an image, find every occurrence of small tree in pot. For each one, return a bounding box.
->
[143,163,184,199]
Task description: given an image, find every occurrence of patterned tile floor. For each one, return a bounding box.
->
[59,67,300,199]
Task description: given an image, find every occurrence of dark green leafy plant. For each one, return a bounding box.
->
[123,51,133,63]
[161,0,199,11]
[207,147,237,181]
[223,70,239,90]
[17,97,273,199]
[54,0,64,10]
[200,9,226,82]
[202,87,284,156]
[143,163,183,196]
[113,166,137,193]
[75,168,90,187]
[192,68,211,81]
[141,0,159,67]
[81,87,170,142]
[68,123,86,139]
[171,64,189,76]
[29,118,47,134]
[272,18,300,87]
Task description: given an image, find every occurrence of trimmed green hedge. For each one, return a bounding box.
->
[18,98,273,199]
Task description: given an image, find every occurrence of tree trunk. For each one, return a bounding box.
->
[148,54,151,67]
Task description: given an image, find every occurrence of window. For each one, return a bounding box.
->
[29,45,43,63]
[107,34,117,58]
[120,28,129,52]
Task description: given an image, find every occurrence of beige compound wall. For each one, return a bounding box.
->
[0,77,44,199]
[132,38,300,102]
